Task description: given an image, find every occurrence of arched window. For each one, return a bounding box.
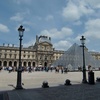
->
[32,62,35,67]
[9,61,12,66]
[14,61,17,67]
[4,61,7,67]
[23,62,27,67]
[28,62,31,66]
[0,61,2,66]
[44,62,47,67]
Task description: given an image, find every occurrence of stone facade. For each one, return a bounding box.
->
[89,51,100,60]
[0,35,64,68]
[0,35,99,68]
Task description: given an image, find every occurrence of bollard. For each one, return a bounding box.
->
[96,77,100,82]
[42,81,49,88]
[64,79,71,85]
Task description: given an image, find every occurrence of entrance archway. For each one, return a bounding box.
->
[9,61,12,66]
[32,62,35,67]
[28,62,31,66]
[4,61,7,67]
[14,61,17,67]
[44,62,47,67]
[23,62,27,67]
[0,61,2,66]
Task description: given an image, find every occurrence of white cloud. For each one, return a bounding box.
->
[75,35,82,42]
[0,24,9,32]
[23,39,35,47]
[22,21,32,25]
[10,13,23,21]
[84,19,100,39]
[62,1,80,21]
[40,27,73,40]
[45,15,54,21]
[85,0,100,8]
[54,40,72,50]
[62,0,94,21]
[78,1,94,15]
[24,27,30,32]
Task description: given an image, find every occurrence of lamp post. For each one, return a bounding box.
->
[16,25,25,89]
[80,36,87,83]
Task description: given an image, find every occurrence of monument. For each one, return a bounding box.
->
[52,43,100,70]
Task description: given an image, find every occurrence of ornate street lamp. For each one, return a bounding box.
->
[15,25,25,89]
[80,36,87,83]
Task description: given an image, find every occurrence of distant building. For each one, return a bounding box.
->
[0,35,99,68]
[0,35,64,68]
[89,51,100,60]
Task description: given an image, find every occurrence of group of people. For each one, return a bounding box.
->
[0,66,68,74]
[55,67,68,74]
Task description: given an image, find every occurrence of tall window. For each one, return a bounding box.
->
[14,54,17,59]
[9,54,12,58]
[32,55,34,58]
[28,55,30,58]
[23,55,26,58]
[5,54,7,58]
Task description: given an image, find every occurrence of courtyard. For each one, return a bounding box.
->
[0,70,100,91]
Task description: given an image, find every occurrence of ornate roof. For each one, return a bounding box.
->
[38,35,52,46]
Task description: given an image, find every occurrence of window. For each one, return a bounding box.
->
[56,56,58,59]
[5,54,7,58]
[14,54,16,59]
[28,55,30,58]
[32,55,34,58]
[45,46,46,50]
[9,54,12,58]
[23,55,26,57]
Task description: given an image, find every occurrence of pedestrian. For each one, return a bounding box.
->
[61,67,63,74]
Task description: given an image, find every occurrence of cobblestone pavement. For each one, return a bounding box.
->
[0,92,9,100]
[6,83,100,100]
[0,93,3,100]
[0,70,100,100]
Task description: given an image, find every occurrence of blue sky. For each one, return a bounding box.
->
[0,0,100,51]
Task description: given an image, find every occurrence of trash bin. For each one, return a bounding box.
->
[88,71,95,84]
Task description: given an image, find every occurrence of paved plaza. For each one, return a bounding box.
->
[0,70,86,90]
[0,70,100,100]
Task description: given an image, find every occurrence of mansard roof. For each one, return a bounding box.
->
[39,41,52,46]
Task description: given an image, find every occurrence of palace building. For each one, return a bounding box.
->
[0,35,100,68]
[0,35,64,68]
